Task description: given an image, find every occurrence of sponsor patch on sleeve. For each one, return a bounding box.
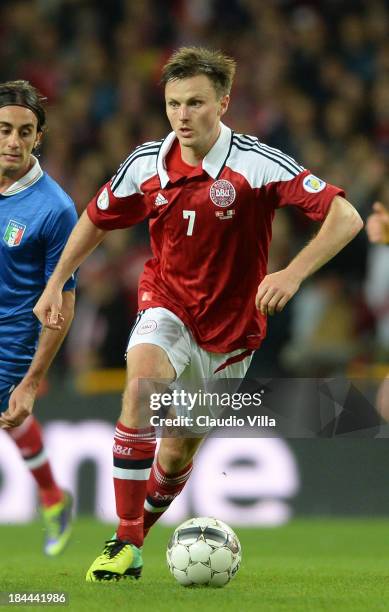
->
[137,319,157,334]
[97,188,109,210]
[302,174,326,193]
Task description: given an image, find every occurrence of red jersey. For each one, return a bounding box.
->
[87,123,344,353]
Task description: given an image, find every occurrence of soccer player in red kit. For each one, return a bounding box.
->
[33,47,363,581]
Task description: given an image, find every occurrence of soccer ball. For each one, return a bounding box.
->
[166,516,241,587]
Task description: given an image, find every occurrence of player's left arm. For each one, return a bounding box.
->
[0,289,75,429]
[256,195,363,315]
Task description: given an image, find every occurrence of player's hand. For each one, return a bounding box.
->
[255,269,302,315]
[0,382,36,429]
[33,286,64,330]
[366,202,389,244]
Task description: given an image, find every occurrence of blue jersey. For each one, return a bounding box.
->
[0,158,77,388]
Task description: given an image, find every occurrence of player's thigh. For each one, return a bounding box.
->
[210,351,253,416]
[126,307,190,381]
[211,349,253,381]
[123,308,191,422]
[172,348,253,433]
[126,343,176,381]
[158,435,205,473]
[123,344,175,421]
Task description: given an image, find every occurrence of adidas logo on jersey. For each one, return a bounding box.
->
[154,193,169,206]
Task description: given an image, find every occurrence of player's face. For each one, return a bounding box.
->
[165,75,229,163]
[0,106,40,179]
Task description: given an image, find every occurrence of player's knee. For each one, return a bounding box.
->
[123,377,138,408]
[122,377,150,413]
[122,345,175,419]
[126,344,175,381]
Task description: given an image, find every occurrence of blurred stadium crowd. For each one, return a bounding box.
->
[1,0,388,379]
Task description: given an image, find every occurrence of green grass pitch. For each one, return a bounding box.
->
[1,518,389,611]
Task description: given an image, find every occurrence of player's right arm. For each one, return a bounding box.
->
[33,211,106,329]
[366,201,389,244]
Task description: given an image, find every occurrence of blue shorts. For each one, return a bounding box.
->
[0,378,21,413]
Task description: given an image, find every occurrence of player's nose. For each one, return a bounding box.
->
[7,131,22,148]
[178,105,189,121]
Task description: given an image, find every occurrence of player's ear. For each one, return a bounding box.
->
[219,95,229,117]
[33,132,42,154]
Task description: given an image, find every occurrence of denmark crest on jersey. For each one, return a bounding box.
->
[209,179,236,208]
[3,220,26,247]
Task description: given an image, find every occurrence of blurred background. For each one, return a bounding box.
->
[0,0,389,524]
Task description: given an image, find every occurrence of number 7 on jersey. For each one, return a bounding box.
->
[183,210,196,236]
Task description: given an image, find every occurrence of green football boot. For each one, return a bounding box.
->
[86,539,143,582]
[42,491,73,556]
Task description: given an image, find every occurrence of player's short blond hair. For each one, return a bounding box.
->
[161,47,236,98]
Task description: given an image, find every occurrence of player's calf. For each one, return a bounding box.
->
[144,459,193,536]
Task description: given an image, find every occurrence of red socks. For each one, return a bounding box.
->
[7,415,63,507]
[143,459,193,536]
[113,421,156,547]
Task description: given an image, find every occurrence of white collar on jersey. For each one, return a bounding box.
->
[1,155,43,197]
[157,122,232,188]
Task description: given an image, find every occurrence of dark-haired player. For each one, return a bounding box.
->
[34,48,363,579]
[0,80,77,555]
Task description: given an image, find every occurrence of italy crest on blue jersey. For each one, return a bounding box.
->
[3,219,27,247]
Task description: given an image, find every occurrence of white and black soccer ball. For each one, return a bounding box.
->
[166,516,242,587]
